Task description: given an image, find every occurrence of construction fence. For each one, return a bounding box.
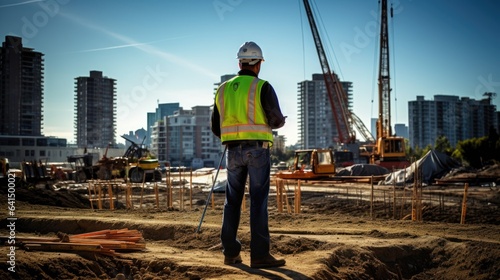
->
[83,171,487,225]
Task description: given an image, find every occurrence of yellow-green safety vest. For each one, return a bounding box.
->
[215,76,273,144]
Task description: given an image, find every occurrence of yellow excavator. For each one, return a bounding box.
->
[368,0,409,169]
[121,135,162,183]
[89,136,161,182]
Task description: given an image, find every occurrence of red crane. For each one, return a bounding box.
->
[302,0,407,169]
[302,0,355,145]
[302,0,374,146]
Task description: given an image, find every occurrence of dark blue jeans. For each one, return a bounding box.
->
[221,143,271,259]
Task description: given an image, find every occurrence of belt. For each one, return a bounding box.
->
[226,140,269,149]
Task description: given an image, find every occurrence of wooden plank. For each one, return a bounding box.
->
[4,236,60,243]
[18,229,146,255]
[23,241,120,256]
[24,242,103,251]
[70,229,128,238]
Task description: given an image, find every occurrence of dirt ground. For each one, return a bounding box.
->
[1,172,500,280]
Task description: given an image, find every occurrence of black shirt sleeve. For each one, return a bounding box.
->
[260,82,286,129]
[210,102,221,138]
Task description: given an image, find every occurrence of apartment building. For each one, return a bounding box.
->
[74,71,116,148]
[0,36,44,136]
[146,102,180,146]
[150,105,223,168]
[297,73,353,149]
[408,95,497,149]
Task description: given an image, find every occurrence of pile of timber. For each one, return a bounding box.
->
[435,175,500,185]
[14,229,145,257]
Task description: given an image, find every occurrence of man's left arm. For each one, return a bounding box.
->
[261,83,286,129]
[211,103,221,138]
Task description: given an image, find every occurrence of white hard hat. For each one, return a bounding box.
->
[237,41,264,65]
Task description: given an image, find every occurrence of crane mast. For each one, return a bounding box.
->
[377,0,392,139]
[302,0,355,144]
[371,0,409,169]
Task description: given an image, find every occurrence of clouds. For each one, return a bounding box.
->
[0,0,43,9]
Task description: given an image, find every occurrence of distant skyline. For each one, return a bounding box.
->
[1,0,499,146]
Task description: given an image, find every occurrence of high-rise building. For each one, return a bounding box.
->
[496,111,500,134]
[297,73,353,149]
[0,36,44,136]
[74,71,116,148]
[146,102,180,146]
[370,118,377,139]
[408,95,497,149]
[159,107,195,166]
[150,105,223,168]
[394,124,409,139]
[191,105,221,166]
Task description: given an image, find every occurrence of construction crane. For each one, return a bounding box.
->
[302,0,374,145]
[302,0,355,145]
[370,0,409,169]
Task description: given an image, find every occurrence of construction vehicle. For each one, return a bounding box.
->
[333,150,354,168]
[303,0,408,170]
[302,0,375,148]
[80,136,161,183]
[276,149,335,180]
[90,145,128,181]
[368,0,409,169]
[121,135,162,183]
[21,160,53,187]
[67,153,94,183]
[276,0,355,181]
[301,0,375,166]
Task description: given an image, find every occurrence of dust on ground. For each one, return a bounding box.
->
[1,172,499,280]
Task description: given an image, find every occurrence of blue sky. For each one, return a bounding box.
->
[1,0,499,146]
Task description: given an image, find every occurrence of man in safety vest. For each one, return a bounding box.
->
[211,41,286,268]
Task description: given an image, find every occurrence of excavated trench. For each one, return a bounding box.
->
[2,178,500,279]
[3,216,499,280]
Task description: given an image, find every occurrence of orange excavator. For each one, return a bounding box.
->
[276,149,335,180]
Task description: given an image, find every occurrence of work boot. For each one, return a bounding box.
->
[224,254,242,265]
[251,254,286,268]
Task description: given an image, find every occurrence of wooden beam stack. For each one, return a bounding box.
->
[13,228,145,257]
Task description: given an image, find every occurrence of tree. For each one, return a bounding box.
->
[453,128,500,168]
[434,135,454,155]
[406,143,428,162]
[270,147,295,165]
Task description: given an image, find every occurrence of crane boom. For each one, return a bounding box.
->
[377,0,392,139]
[351,112,375,143]
[302,0,355,144]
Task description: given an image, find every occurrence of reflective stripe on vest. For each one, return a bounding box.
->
[216,76,273,143]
